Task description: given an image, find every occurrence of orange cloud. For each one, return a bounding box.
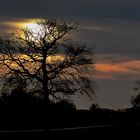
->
[0,19,38,32]
[96,63,129,73]
[95,60,140,80]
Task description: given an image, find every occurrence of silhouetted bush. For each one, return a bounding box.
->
[90,103,100,111]
[0,88,76,121]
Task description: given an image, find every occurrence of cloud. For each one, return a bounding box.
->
[1,10,140,61]
[0,0,140,20]
[0,19,34,32]
[71,18,140,62]
[95,60,140,80]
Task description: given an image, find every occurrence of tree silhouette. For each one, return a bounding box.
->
[1,73,27,95]
[90,103,100,111]
[0,19,95,129]
[131,81,140,109]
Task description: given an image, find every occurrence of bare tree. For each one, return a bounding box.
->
[0,19,95,110]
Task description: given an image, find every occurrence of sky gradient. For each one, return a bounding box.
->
[0,0,140,109]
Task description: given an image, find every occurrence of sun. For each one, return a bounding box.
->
[24,22,44,39]
[21,21,51,41]
[24,23,41,32]
[15,20,43,40]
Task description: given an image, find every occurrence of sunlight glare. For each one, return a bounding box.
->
[47,55,65,64]
[24,23,45,39]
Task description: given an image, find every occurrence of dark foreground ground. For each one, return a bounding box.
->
[0,109,140,139]
[0,124,139,139]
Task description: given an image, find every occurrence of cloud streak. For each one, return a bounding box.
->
[95,60,140,80]
[0,0,140,20]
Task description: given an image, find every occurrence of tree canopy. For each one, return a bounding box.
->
[0,19,95,104]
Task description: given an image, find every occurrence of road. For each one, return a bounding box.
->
[0,124,139,138]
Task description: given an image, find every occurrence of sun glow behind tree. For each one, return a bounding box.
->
[18,20,65,64]
[0,19,95,105]
[22,22,48,41]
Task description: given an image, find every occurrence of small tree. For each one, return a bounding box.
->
[131,81,140,109]
[0,19,95,128]
[90,103,100,110]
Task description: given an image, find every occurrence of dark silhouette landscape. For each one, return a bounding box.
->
[0,19,140,139]
[0,90,140,138]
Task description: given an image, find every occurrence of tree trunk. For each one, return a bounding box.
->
[43,84,50,132]
[42,48,50,132]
